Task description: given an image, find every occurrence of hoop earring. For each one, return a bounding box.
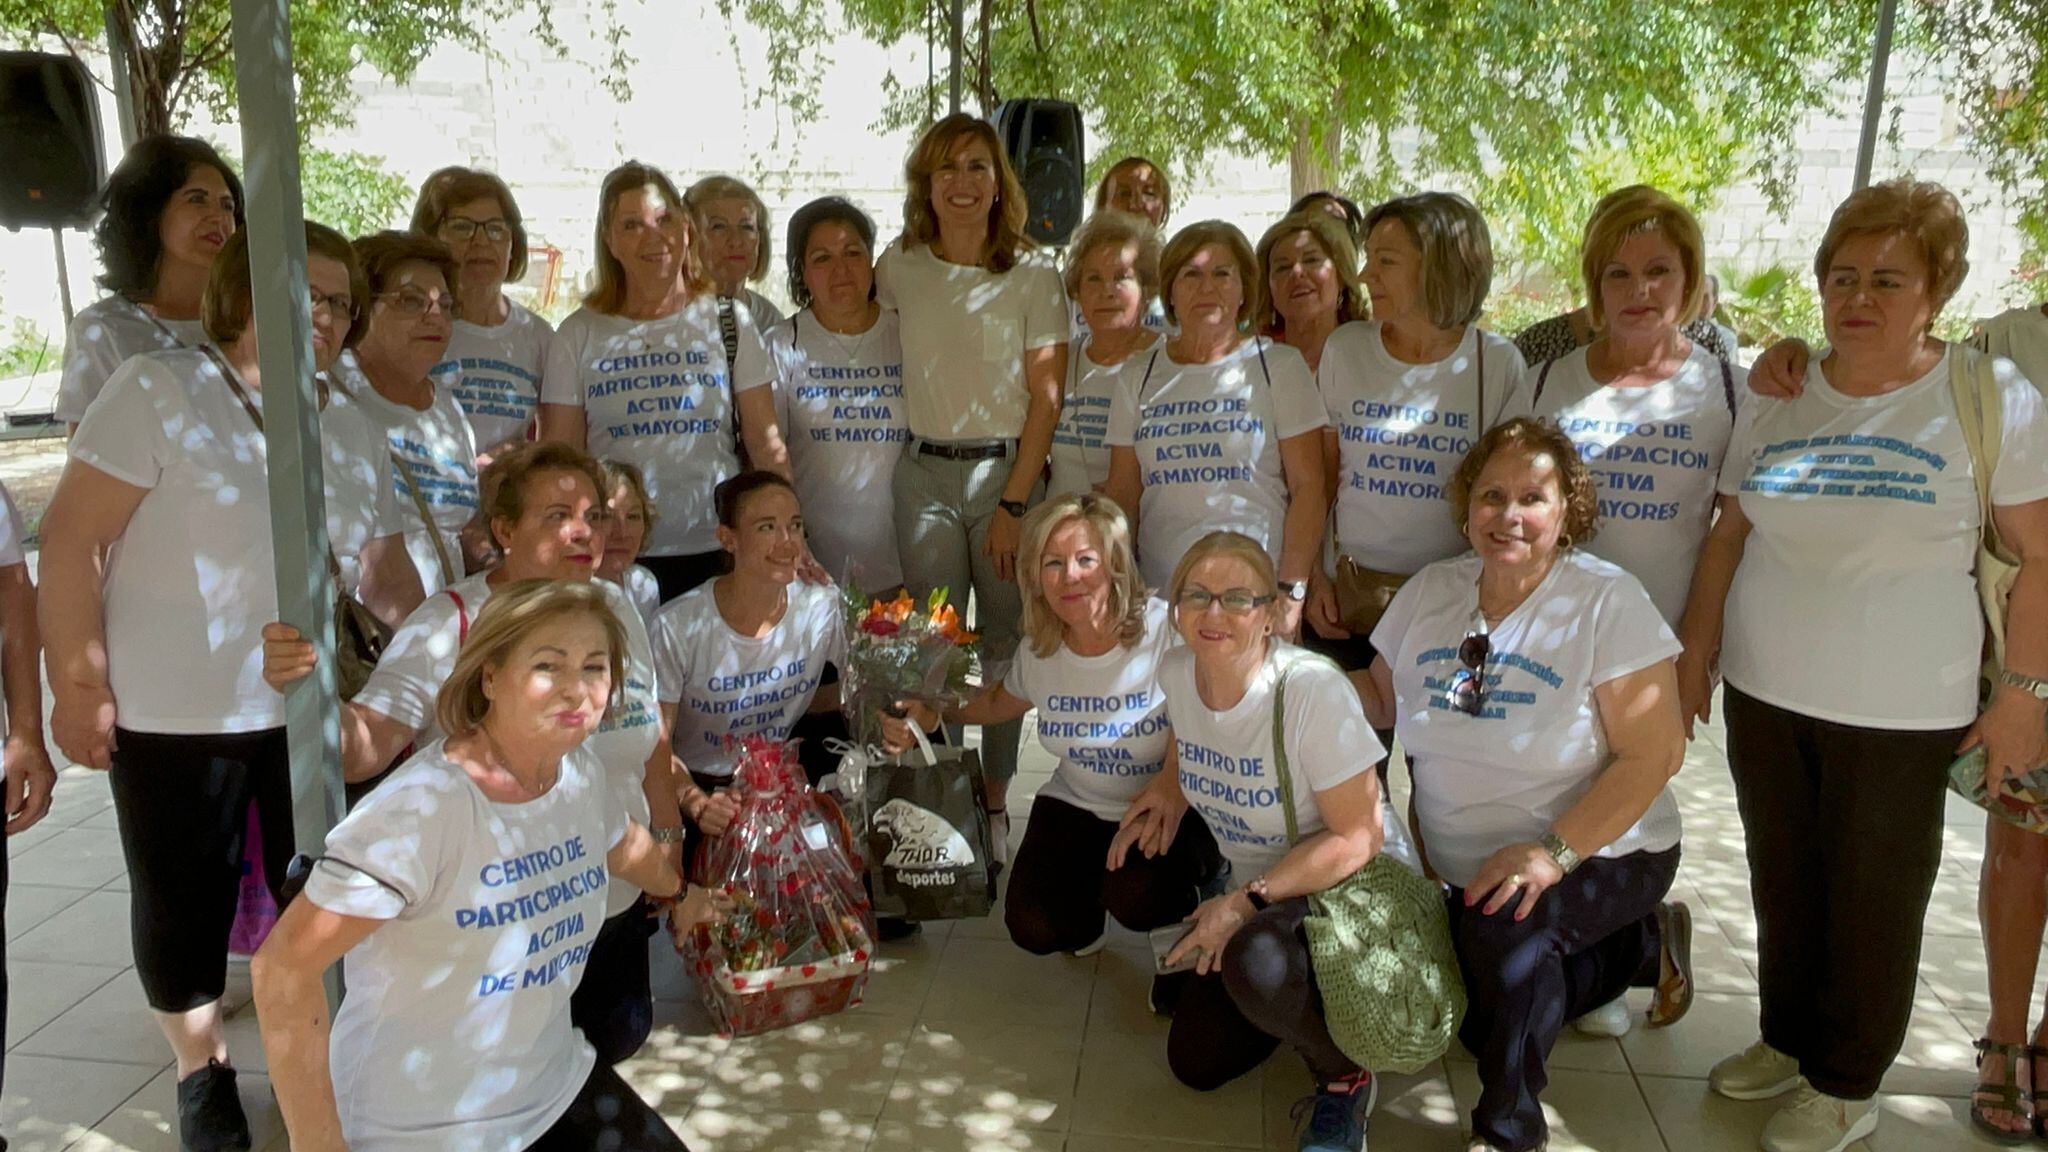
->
[1558,532,1574,551]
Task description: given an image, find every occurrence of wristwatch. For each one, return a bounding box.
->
[1538,831,1581,875]
[997,498,1029,519]
[1281,580,1310,603]
[649,825,688,845]
[2000,669,2048,701]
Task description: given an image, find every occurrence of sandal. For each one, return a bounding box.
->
[1647,900,1694,1028]
[1972,1038,2034,1145]
[2030,1043,2048,1142]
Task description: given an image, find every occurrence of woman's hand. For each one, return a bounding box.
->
[668,883,736,945]
[1674,646,1716,741]
[985,506,1023,583]
[795,542,833,587]
[687,788,739,837]
[1306,571,1349,640]
[1164,891,1255,977]
[50,681,117,771]
[3,734,57,833]
[1750,339,1811,400]
[1964,690,2048,795]
[878,701,938,752]
[1465,841,1566,921]
[1108,783,1188,869]
[262,622,319,693]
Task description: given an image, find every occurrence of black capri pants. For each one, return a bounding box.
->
[108,726,293,1012]
[525,1060,689,1151]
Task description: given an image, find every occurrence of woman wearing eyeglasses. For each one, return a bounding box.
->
[341,231,482,595]
[411,167,554,462]
[1353,417,1692,1152]
[1120,529,1413,1152]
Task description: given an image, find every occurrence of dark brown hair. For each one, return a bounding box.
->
[203,221,366,348]
[1447,417,1600,545]
[410,166,530,281]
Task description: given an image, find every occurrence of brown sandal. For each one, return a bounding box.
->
[1972,1038,2033,1145]
[1648,901,1694,1028]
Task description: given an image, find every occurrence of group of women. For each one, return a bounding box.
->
[0,109,2041,1152]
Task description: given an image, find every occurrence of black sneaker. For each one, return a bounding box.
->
[876,916,923,942]
[1292,1071,1377,1152]
[177,1059,251,1152]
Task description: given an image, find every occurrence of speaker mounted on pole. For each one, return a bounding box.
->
[995,98,1085,247]
[0,51,106,232]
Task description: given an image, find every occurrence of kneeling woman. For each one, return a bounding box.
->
[940,494,1218,960]
[1358,418,1692,1152]
[1128,530,1416,1152]
[652,471,848,791]
[255,581,725,1151]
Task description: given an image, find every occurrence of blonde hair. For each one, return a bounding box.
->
[1165,531,1280,620]
[1253,211,1365,334]
[1813,178,1970,312]
[1363,192,1495,328]
[1062,209,1162,303]
[599,457,660,538]
[899,114,1033,273]
[435,580,627,739]
[584,162,712,314]
[685,174,774,286]
[1017,494,1148,658]
[1094,156,1172,227]
[1579,185,1707,330]
[1159,220,1261,330]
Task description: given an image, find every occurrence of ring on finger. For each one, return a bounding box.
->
[1507,874,1525,889]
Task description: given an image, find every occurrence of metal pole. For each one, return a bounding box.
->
[226,0,344,992]
[1852,0,1899,191]
[51,231,75,326]
[948,0,964,115]
[101,2,139,149]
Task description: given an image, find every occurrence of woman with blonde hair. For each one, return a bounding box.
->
[686,173,787,356]
[878,113,1071,862]
[597,457,662,630]
[1052,209,1164,495]
[1105,220,1328,633]
[924,494,1217,973]
[540,161,785,603]
[1095,155,1170,228]
[1256,211,1366,374]
[256,580,723,1151]
[1682,179,2048,1151]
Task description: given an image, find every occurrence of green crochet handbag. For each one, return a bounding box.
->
[1268,651,1465,1074]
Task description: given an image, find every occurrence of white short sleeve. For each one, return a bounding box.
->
[1105,357,1148,448]
[538,319,589,407]
[729,300,776,394]
[67,358,172,490]
[1266,343,1328,440]
[1369,569,1433,668]
[875,246,900,311]
[304,777,452,920]
[351,590,468,732]
[1717,394,1767,498]
[651,612,690,706]
[1283,659,1382,793]
[1588,574,1684,688]
[0,484,24,568]
[1021,260,1071,352]
[1992,359,2048,507]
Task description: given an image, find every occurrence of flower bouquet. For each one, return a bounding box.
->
[680,736,875,1036]
[839,586,980,747]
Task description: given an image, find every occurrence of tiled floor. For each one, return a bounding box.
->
[0,705,2012,1151]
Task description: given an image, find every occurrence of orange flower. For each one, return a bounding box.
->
[882,592,915,624]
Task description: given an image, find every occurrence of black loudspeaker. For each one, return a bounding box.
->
[995,98,1085,247]
[0,51,105,231]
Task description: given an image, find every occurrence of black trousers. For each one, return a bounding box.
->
[108,726,293,1011]
[571,897,656,1066]
[1724,684,1961,1100]
[1447,847,1678,1152]
[525,1060,689,1151]
[641,550,729,605]
[1003,794,1219,954]
[1168,896,1359,1088]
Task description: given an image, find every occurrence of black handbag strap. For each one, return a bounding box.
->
[717,295,741,368]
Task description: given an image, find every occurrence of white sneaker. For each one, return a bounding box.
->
[1571,997,1632,1038]
[1760,1084,1878,1152]
[1070,923,1108,958]
[989,810,1011,871]
[1709,1039,1802,1101]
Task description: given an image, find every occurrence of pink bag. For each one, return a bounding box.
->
[227,805,280,957]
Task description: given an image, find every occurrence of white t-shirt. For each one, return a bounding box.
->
[1524,344,1739,624]
[430,302,553,453]
[352,574,658,915]
[320,385,414,596]
[55,296,207,424]
[343,361,480,595]
[68,349,403,734]
[1161,641,1410,878]
[1318,322,1527,576]
[542,299,773,556]
[733,288,785,339]
[0,483,24,723]
[621,564,661,633]
[1107,337,1327,589]
[1003,597,1178,820]
[1372,550,1684,888]
[759,309,908,590]
[876,242,1069,440]
[307,741,623,1152]
[651,580,847,779]
[1980,306,2048,391]
[1049,333,1147,496]
[1718,349,2048,728]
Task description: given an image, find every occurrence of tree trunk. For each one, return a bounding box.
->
[1289,115,1343,201]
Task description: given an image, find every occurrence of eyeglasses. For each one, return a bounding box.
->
[308,288,353,318]
[1448,627,1491,717]
[1175,587,1275,615]
[442,217,511,243]
[376,288,454,317]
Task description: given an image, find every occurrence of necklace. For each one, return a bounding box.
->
[813,307,877,362]
[483,724,556,800]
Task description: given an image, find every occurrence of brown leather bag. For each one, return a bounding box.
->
[1332,556,1410,636]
